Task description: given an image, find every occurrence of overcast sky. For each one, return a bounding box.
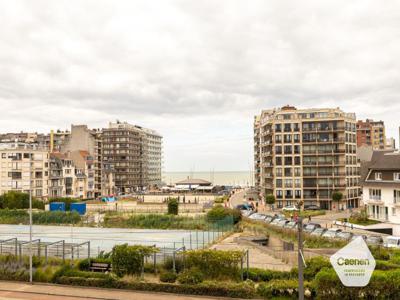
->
[1,1,399,172]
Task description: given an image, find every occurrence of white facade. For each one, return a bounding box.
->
[0,143,49,198]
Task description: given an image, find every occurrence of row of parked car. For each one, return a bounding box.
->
[242,210,385,246]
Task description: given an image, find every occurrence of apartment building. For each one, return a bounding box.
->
[254,106,360,210]
[0,143,49,198]
[363,152,400,235]
[102,121,162,193]
[356,119,386,150]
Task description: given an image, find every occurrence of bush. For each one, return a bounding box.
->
[33,211,81,224]
[0,209,28,224]
[111,244,156,277]
[58,276,255,298]
[167,198,179,215]
[159,271,177,283]
[313,268,400,299]
[242,268,293,282]
[177,268,204,284]
[184,249,243,280]
[162,256,185,273]
[291,256,331,281]
[206,205,241,224]
[257,279,313,299]
[0,191,45,209]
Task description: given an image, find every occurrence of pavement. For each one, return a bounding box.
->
[0,281,224,300]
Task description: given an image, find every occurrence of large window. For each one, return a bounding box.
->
[375,172,382,180]
[394,173,400,181]
[369,189,381,200]
[394,190,400,203]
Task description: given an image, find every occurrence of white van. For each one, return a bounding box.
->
[384,236,400,248]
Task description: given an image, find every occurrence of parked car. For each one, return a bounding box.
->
[270,218,282,226]
[336,231,354,241]
[241,210,254,217]
[310,228,327,236]
[282,205,299,212]
[304,205,321,211]
[284,221,298,229]
[351,234,367,241]
[303,223,321,233]
[276,219,290,228]
[264,215,275,223]
[248,213,267,221]
[385,236,400,248]
[236,204,252,210]
[322,228,342,239]
[366,235,384,246]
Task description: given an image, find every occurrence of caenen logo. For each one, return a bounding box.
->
[337,258,370,266]
[330,236,376,287]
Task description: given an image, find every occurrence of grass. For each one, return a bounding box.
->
[103,213,210,230]
[0,209,81,225]
[338,217,381,226]
[282,210,326,218]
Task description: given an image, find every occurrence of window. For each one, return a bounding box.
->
[275,135,282,143]
[275,124,282,132]
[294,167,301,176]
[295,190,301,198]
[394,173,400,181]
[1,153,5,159]
[276,179,282,188]
[285,190,293,199]
[284,145,292,154]
[284,168,292,176]
[284,124,291,132]
[369,189,381,200]
[275,146,282,154]
[275,157,282,165]
[295,179,301,188]
[294,156,301,165]
[293,123,300,132]
[284,157,292,165]
[375,172,382,180]
[284,179,292,187]
[294,145,300,154]
[276,190,283,199]
[394,190,400,203]
[393,207,397,216]
[23,153,30,159]
[284,134,292,143]
[276,168,282,176]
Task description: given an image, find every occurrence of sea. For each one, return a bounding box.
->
[163,171,253,187]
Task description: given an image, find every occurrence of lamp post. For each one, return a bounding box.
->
[29,152,33,284]
[297,199,304,300]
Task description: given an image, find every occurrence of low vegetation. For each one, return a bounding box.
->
[0,191,44,210]
[340,208,381,226]
[0,209,81,225]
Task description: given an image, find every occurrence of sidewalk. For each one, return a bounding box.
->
[0,281,225,300]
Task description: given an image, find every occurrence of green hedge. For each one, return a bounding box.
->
[206,205,241,224]
[33,211,81,224]
[242,268,293,282]
[0,191,44,210]
[184,249,243,280]
[56,276,255,298]
[257,279,313,299]
[314,268,400,299]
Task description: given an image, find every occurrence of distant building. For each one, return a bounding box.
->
[356,119,386,150]
[102,121,162,193]
[0,143,49,198]
[386,137,396,150]
[362,151,400,235]
[254,106,360,210]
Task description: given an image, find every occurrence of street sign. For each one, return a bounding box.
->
[330,236,375,287]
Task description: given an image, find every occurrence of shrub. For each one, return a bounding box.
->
[0,191,44,209]
[242,268,293,282]
[33,211,81,224]
[184,249,243,280]
[111,244,156,277]
[159,271,177,283]
[162,256,185,273]
[206,205,241,224]
[167,198,179,215]
[291,256,331,281]
[77,258,111,271]
[375,259,400,270]
[177,268,204,284]
[257,279,313,299]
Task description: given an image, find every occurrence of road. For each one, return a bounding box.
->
[0,282,223,300]
[229,189,247,209]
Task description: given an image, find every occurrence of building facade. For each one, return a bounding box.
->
[363,152,400,235]
[0,143,49,198]
[254,106,360,210]
[356,119,386,150]
[102,122,162,193]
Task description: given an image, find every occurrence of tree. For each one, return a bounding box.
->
[265,194,275,211]
[332,192,343,211]
[167,198,179,215]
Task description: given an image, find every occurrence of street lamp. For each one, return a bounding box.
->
[29,152,33,284]
[296,199,305,300]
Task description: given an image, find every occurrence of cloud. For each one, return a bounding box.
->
[0,0,400,171]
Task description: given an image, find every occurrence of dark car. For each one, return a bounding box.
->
[303,223,321,233]
[264,215,275,223]
[276,219,290,228]
[304,205,321,211]
[311,228,327,236]
[284,221,298,229]
[336,231,354,241]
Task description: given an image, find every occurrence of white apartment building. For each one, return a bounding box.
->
[363,151,400,235]
[0,143,49,198]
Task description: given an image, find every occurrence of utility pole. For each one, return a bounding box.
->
[297,200,304,300]
[29,152,33,284]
